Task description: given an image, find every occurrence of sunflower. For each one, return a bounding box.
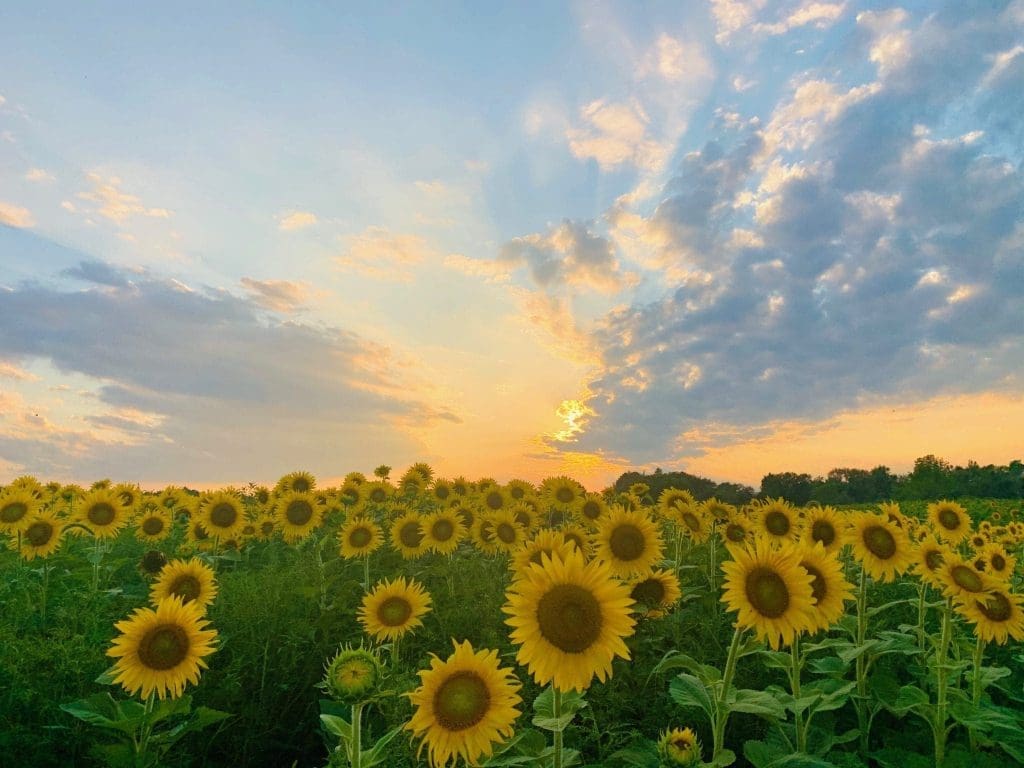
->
[139,550,169,577]
[675,503,712,544]
[450,477,471,498]
[912,535,949,589]
[422,510,465,555]
[77,488,129,539]
[185,518,213,549]
[755,499,798,544]
[324,645,383,703]
[848,512,914,583]
[721,538,816,649]
[0,487,41,534]
[578,493,610,529]
[478,486,511,515]
[430,478,454,505]
[936,553,997,600]
[391,510,429,558]
[399,468,428,495]
[594,507,664,578]
[338,480,365,510]
[107,596,218,700]
[276,470,317,495]
[358,577,432,643]
[199,491,246,540]
[702,499,736,523]
[540,476,584,516]
[503,549,636,692]
[722,517,751,548]
[658,489,695,520]
[508,502,539,533]
[658,727,702,767]
[979,542,1016,582]
[928,500,971,545]
[487,511,526,554]
[800,506,843,553]
[18,511,63,560]
[274,491,321,543]
[795,543,853,633]
[955,586,1024,645]
[559,523,593,558]
[339,516,383,559]
[156,486,188,514]
[150,557,218,611]
[407,462,435,485]
[253,513,277,541]
[505,478,535,501]
[511,529,576,579]
[451,501,477,531]
[363,481,394,506]
[136,507,173,543]
[406,639,522,768]
[629,568,682,616]
[114,483,143,515]
[471,516,500,556]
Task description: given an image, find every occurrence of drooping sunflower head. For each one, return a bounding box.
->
[358,576,432,643]
[658,726,702,767]
[390,510,428,559]
[954,586,1024,645]
[503,549,636,692]
[801,506,843,553]
[77,487,129,539]
[274,490,321,543]
[848,512,914,583]
[406,639,522,768]
[339,516,383,559]
[18,511,63,560]
[629,568,682,617]
[150,557,219,611]
[200,490,246,539]
[756,498,798,543]
[928,500,972,545]
[0,488,42,534]
[721,538,817,649]
[323,644,383,703]
[594,507,664,578]
[107,595,218,700]
[276,470,317,495]
[796,542,854,633]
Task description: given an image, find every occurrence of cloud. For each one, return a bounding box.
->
[77,174,172,224]
[335,226,439,283]
[566,99,670,171]
[0,202,34,228]
[277,210,318,231]
[711,0,845,43]
[0,360,38,381]
[637,35,714,83]
[0,262,456,483]
[61,260,131,287]
[442,254,511,283]
[240,277,310,313]
[24,168,54,183]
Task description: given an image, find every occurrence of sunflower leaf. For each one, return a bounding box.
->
[532,686,587,732]
[728,688,788,719]
[668,673,715,722]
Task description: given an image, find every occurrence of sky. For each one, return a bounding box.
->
[1,0,1022,490]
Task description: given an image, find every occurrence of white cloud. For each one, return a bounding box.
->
[77,174,172,224]
[637,34,714,83]
[239,278,311,313]
[566,99,670,171]
[24,168,54,183]
[0,202,34,228]
[335,226,439,283]
[277,210,318,231]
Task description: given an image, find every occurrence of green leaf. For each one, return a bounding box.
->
[869,747,935,768]
[668,673,715,722]
[482,729,549,766]
[806,656,848,676]
[605,742,660,768]
[868,598,914,617]
[59,693,144,735]
[532,687,587,732]
[320,713,353,742]
[806,681,856,715]
[360,726,403,768]
[892,684,931,715]
[709,747,737,766]
[756,650,792,671]
[728,688,788,719]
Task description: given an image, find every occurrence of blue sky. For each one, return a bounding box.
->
[1,1,1022,488]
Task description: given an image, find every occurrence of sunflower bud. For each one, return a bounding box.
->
[323,645,383,703]
[658,727,702,767]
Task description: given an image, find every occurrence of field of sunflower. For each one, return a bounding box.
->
[2,468,1023,768]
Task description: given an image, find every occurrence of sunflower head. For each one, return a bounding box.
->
[757,498,798,543]
[339,516,384,559]
[274,490,321,543]
[954,586,1024,645]
[848,512,914,583]
[276,470,317,495]
[150,557,219,611]
[801,506,843,553]
[421,510,465,555]
[18,512,63,560]
[358,576,432,643]
[629,568,682,617]
[323,645,383,703]
[200,490,246,539]
[390,511,428,558]
[658,726,702,767]
[594,506,664,578]
[77,488,129,538]
[928,500,971,545]
[140,549,169,576]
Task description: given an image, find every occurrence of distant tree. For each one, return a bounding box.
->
[897,455,955,500]
[760,472,814,506]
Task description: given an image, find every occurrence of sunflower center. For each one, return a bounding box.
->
[609,524,645,561]
[432,671,491,731]
[377,597,413,627]
[209,503,237,528]
[26,520,54,547]
[496,523,516,544]
[260,521,275,535]
[951,564,984,592]
[536,584,603,653]
[432,519,454,542]
[682,512,701,532]
[990,553,1006,571]
[434,485,450,500]
[725,523,746,543]
[193,523,210,540]
[937,508,960,530]
[1,502,28,523]
[120,492,135,507]
[142,517,165,535]
[399,521,423,548]
[138,624,190,670]
[479,521,495,543]
[349,526,372,547]
[745,567,790,619]
[485,491,504,510]
[88,502,116,527]
[802,563,826,603]
[286,500,313,526]
[924,549,944,571]
[863,525,896,560]
[369,489,386,503]
[811,520,836,546]
[342,488,360,504]
[582,501,601,520]
[291,478,311,493]
[631,578,666,605]
[514,510,532,528]
[141,550,167,574]
[170,575,202,602]
[555,487,574,504]
[765,511,790,536]
[976,592,1012,622]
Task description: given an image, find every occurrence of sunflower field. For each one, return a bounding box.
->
[2,469,1024,768]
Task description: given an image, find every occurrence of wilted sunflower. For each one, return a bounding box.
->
[339,516,384,559]
[510,529,576,578]
[503,549,636,692]
[406,640,522,768]
[136,507,172,543]
[848,512,913,583]
[955,586,1024,645]
[390,510,429,559]
[629,568,682,617]
[18,512,63,560]
[421,510,464,555]
[594,507,664,578]
[800,506,843,553]
[928,500,971,545]
[721,538,816,649]
[358,576,432,643]
[936,553,997,600]
[796,543,853,633]
[77,487,129,539]
[0,487,41,534]
[276,470,316,495]
[199,491,246,540]
[658,726,702,767]
[274,491,321,543]
[756,499,798,544]
[150,557,218,611]
[107,596,218,700]
[912,535,949,588]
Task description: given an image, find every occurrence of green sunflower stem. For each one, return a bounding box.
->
[934,597,953,768]
[855,566,870,755]
[350,701,363,768]
[713,626,744,762]
[552,686,563,768]
[968,634,986,752]
[137,691,156,762]
[915,581,928,652]
[790,634,805,753]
